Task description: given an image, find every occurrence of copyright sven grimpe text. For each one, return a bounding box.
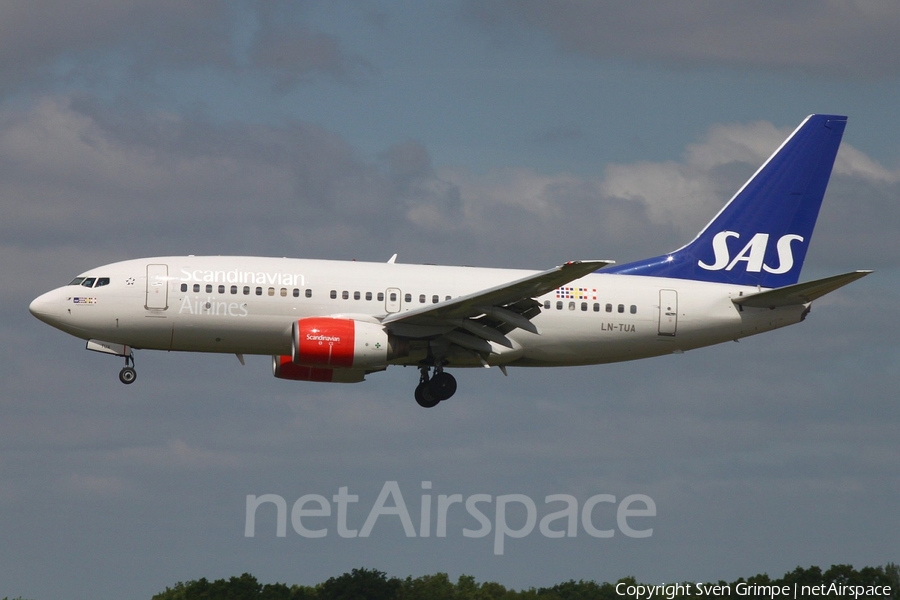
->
[615,582,892,600]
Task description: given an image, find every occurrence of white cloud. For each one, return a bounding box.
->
[834,144,900,183]
[443,118,900,266]
[4,99,896,275]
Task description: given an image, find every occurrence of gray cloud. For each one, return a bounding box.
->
[0,0,233,93]
[0,1,368,97]
[0,97,398,257]
[469,1,900,78]
[249,26,374,89]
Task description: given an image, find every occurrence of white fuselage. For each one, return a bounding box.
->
[29,256,807,369]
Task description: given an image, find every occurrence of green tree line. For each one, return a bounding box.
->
[151,564,899,600]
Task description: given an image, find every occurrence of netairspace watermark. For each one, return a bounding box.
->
[245,480,656,555]
[615,582,893,600]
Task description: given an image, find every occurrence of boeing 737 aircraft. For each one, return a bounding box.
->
[30,114,869,407]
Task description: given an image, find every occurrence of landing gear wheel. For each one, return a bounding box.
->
[428,372,457,401]
[119,366,137,385]
[415,383,440,408]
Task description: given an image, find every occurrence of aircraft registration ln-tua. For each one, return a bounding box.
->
[30,114,869,408]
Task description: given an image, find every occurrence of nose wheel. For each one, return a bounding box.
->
[414,366,457,408]
[118,355,137,385]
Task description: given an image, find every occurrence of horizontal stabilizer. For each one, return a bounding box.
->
[733,270,872,309]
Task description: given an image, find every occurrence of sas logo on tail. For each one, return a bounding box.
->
[698,231,803,274]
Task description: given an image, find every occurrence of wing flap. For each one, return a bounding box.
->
[733,270,871,309]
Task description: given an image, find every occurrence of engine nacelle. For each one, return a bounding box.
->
[291,317,407,369]
[272,355,366,383]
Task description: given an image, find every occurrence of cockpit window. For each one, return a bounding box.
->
[69,276,110,287]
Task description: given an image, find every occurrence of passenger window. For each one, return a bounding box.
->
[342,291,349,300]
[330,290,337,299]
[445,295,451,301]
[630,305,637,314]
[366,292,372,301]
[544,300,550,309]
[243,286,250,295]
[405,293,412,303]
[181,283,188,292]
[378,292,385,301]
[218,285,225,294]
[419,294,426,303]
[389,292,397,302]
[231,285,238,295]
[432,295,439,304]
[606,303,612,313]
[280,288,287,297]
[354,291,360,300]
[95,277,110,287]
[292,289,300,297]
[581,302,587,311]
[206,284,213,293]
[256,287,262,296]
[81,278,96,287]
[569,302,575,311]
[193,284,200,293]
[556,301,563,310]
[593,303,600,312]
[618,304,624,313]
[305,289,312,298]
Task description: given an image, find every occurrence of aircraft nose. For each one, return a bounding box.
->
[29,290,60,324]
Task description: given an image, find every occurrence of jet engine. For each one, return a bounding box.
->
[290,317,407,369]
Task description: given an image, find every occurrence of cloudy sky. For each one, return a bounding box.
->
[2,2,899,598]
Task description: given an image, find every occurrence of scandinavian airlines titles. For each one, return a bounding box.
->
[179,267,305,287]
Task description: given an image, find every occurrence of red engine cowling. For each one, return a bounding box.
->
[272,355,366,383]
[291,317,407,369]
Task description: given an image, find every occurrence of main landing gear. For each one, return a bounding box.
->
[118,354,137,385]
[414,365,457,408]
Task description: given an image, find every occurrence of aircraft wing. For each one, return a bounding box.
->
[381,260,613,344]
[733,270,872,309]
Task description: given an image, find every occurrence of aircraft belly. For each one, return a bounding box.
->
[518,322,662,365]
[169,314,292,354]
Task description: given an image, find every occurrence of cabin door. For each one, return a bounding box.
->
[658,289,677,336]
[145,264,169,310]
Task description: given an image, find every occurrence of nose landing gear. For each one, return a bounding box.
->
[118,355,137,385]
[85,340,137,385]
[414,365,457,408]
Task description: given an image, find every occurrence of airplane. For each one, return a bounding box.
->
[29,114,870,408]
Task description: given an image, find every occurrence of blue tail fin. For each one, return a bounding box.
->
[603,114,847,288]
